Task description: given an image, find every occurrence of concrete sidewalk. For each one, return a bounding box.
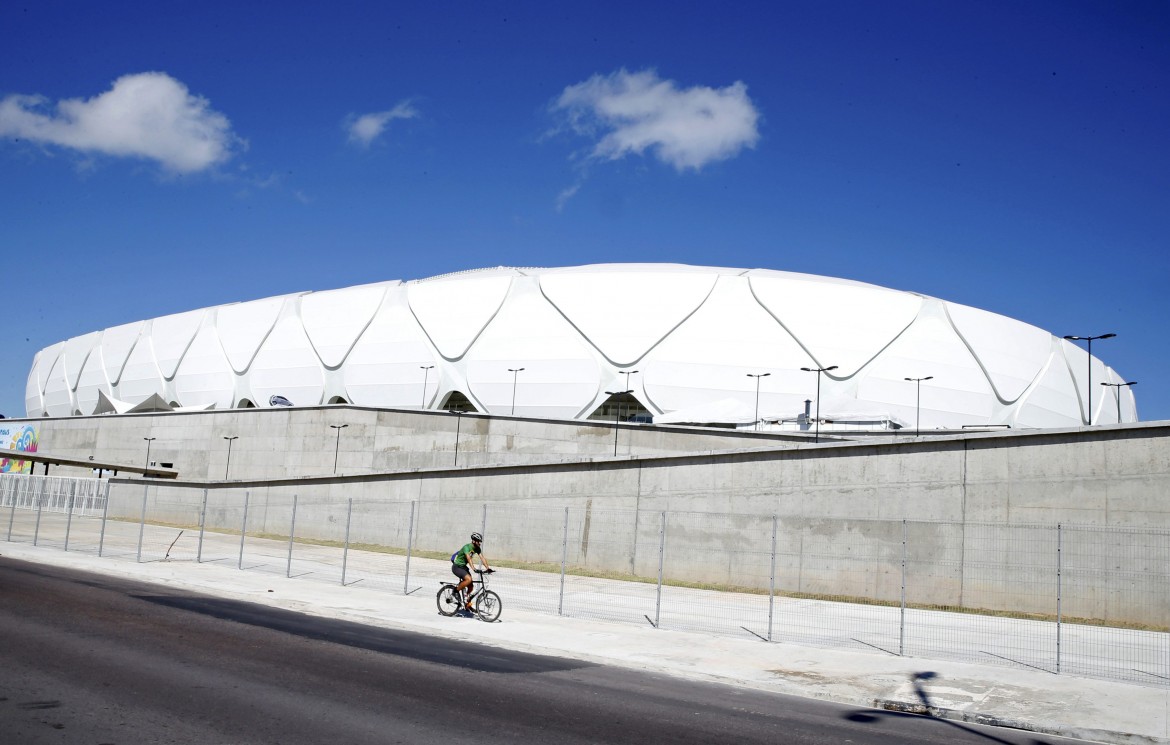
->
[2,542,1166,745]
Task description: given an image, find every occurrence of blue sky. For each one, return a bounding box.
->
[2,1,1167,421]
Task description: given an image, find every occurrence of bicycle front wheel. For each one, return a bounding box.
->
[475,590,502,622]
[436,585,460,616]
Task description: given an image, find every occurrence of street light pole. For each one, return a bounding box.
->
[329,424,348,474]
[800,366,838,443]
[604,389,632,456]
[223,435,238,480]
[904,376,933,437]
[420,365,434,409]
[1063,333,1115,424]
[508,367,525,415]
[747,373,771,430]
[620,371,639,425]
[449,410,463,466]
[142,437,156,478]
[1100,381,1137,424]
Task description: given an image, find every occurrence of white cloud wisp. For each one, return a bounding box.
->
[346,102,419,147]
[553,69,760,171]
[0,72,239,173]
[555,183,580,212]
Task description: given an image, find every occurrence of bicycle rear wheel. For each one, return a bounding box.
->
[475,590,502,622]
[436,585,460,616]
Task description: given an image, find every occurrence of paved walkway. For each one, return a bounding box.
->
[2,539,1166,744]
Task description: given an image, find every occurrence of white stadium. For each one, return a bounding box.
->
[25,264,1136,430]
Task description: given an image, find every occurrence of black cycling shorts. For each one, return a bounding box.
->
[452,563,471,581]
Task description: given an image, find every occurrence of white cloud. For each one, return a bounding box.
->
[0,72,240,173]
[346,102,419,147]
[555,183,580,212]
[552,69,760,171]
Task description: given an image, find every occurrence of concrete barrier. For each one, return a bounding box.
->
[10,407,1170,626]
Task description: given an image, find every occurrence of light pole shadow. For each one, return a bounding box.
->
[843,671,1058,744]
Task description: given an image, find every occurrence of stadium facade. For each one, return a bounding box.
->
[24,264,1136,429]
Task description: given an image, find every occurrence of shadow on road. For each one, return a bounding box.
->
[137,593,593,675]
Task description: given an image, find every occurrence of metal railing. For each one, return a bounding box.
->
[1,473,1166,688]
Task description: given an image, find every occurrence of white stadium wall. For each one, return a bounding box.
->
[24,264,1137,428]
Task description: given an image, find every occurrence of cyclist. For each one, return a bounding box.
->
[452,532,492,615]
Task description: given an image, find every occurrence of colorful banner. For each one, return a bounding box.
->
[0,424,38,473]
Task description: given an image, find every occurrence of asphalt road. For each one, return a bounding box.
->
[0,557,1082,744]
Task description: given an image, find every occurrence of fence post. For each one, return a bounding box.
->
[341,498,353,586]
[1056,523,1063,675]
[98,481,111,557]
[653,511,666,629]
[286,494,298,578]
[7,476,22,540]
[238,490,250,570]
[197,489,208,563]
[767,515,777,642]
[135,484,148,562]
[403,501,416,595]
[900,519,907,656]
[559,507,569,616]
[64,482,77,552]
[32,478,46,546]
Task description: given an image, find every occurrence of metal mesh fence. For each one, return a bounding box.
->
[476,502,566,615]
[660,511,774,640]
[905,522,1060,672]
[1,474,110,551]
[4,474,1167,688]
[341,499,419,594]
[562,506,659,626]
[198,487,251,566]
[773,516,901,652]
[1059,525,1170,684]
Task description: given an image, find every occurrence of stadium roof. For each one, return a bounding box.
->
[25,263,1136,428]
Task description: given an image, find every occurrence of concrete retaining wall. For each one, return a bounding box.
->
[13,408,1170,626]
[14,406,803,481]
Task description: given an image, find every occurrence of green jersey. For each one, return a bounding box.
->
[453,542,478,566]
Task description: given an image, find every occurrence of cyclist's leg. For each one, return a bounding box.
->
[452,564,473,610]
[452,562,470,589]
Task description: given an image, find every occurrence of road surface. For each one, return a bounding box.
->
[0,557,1081,744]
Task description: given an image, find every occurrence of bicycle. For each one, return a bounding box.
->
[437,569,502,622]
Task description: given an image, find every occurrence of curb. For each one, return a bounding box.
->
[873,698,1166,745]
